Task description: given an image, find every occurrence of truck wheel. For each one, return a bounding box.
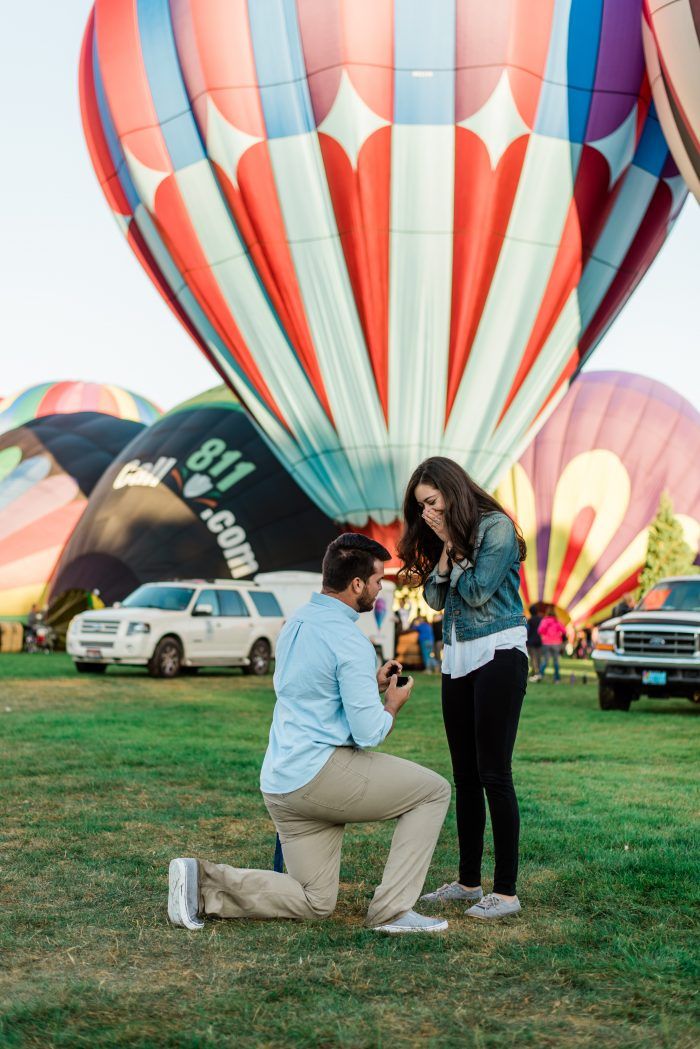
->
[148,637,182,678]
[598,681,632,711]
[244,639,271,676]
[75,662,107,675]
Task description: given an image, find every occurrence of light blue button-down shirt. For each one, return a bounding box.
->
[260,592,394,794]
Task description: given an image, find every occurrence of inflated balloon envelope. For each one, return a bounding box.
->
[642,0,700,202]
[0,414,146,618]
[0,381,159,439]
[49,387,338,606]
[496,371,700,626]
[80,0,687,553]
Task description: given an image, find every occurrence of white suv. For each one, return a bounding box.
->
[66,580,284,678]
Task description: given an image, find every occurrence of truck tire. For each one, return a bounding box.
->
[75,662,107,675]
[148,637,183,678]
[244,639,271,676]
[598,681,632,711]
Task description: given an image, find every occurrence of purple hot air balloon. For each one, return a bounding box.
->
[496,371,700,624]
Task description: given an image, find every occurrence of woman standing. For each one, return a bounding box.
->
[538,606,567,682]
[397,457,528,920]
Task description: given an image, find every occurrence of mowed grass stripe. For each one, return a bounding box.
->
[1,654,698,1048]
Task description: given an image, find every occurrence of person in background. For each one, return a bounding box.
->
[398,598,412,631]
[526,604,544,681]
[432,613,444,663]
[24,603,42,650]
[412,615,439,674]
[538,607,567,682]
[574,629,590,660]
[393,608,403,652]
[612,592,635,618]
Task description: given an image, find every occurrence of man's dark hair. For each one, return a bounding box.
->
[322,533,391,592]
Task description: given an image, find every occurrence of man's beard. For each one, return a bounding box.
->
[357,585,375,613]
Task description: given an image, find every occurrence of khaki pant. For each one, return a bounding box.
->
[198,748,451,928]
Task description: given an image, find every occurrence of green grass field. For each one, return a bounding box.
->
[1,654,698,1048]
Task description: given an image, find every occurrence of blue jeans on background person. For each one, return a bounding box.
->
[419,638,438,673]
[541,645,561,681]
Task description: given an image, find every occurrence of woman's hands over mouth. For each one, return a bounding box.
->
[423,507,449,542]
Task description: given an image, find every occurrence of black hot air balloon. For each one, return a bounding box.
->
[49,387,338,605]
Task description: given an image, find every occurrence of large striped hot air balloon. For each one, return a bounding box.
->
[79,0,687,553]
[642,0,700,201]
[496,372,700,626]
[0,381,160,437]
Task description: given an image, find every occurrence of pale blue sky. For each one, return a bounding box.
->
[1,1,698,412]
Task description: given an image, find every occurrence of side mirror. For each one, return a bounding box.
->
[192,603,214,617]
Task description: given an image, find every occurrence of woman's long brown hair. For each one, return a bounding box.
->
[396,457,526,586]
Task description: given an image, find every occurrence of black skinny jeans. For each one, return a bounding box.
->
[442,648,528,896]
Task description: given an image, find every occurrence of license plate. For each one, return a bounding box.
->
[86,648,103,658]
[642,670,667,686]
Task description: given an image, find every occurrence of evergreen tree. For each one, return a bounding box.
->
[639,492,698,596]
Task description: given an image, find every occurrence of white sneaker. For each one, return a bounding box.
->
[373,909,448,934]
[466,893,521,920]
[168,858,204,930]
[420,881,483,903]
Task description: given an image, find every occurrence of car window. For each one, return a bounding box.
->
[638,580,700,612]
[217,589,250,617]
[122,585,194,611]
[193,589,220,615]
[248,591,283,617]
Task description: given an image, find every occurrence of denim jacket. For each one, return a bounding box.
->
[423,512,526,643]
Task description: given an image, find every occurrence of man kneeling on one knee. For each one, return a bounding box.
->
[168,533,452,934]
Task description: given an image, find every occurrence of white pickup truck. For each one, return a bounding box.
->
[592,576,700,710]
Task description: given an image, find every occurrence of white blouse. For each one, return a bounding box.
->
[435,559,527,680]
[442,623,528,680]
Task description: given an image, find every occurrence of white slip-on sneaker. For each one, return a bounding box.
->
[420,881,484,903]
[373,909,449,934]
[168,858,205,930]
[466,893,521,920]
